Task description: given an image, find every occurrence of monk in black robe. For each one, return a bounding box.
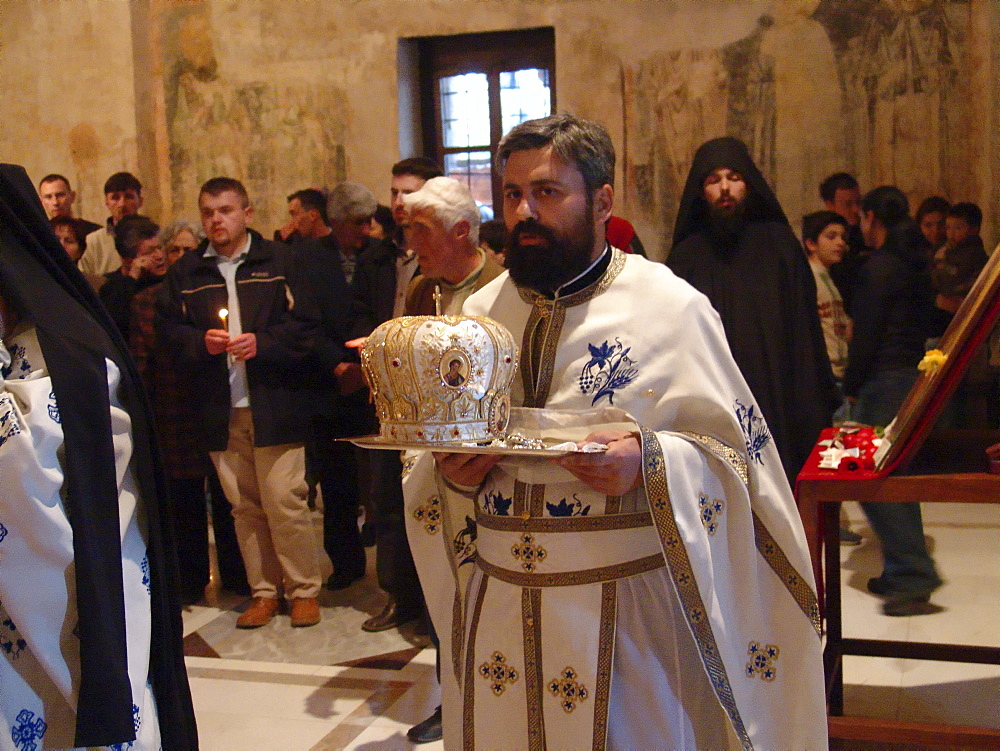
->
[0,164,197,749]
[667,137,836,485]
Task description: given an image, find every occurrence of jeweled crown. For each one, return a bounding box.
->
[361,315,519,443]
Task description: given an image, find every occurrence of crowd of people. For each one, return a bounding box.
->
[12,111,993,747]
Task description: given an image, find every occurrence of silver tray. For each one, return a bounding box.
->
[339,435,607,458]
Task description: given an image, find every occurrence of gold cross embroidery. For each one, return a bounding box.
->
[548,667,589,713]
[511,532,547,572]
[746,642,780,682]
[479,651,519,696]
[413,496,441,535]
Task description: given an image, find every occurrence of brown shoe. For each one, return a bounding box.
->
[235,597,279,629]
[290,597,321,627]
[361,598,420,633]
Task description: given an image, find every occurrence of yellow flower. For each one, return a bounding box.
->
[917,349,947,376]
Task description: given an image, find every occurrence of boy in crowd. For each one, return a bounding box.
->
[803,210,861,545]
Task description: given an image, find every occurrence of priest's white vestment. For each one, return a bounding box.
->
[402,249,827,750]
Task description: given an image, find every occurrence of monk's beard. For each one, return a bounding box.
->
[707,199,747,240]
[505,215,596,295]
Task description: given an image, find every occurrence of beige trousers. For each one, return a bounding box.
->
[210,408,322,599]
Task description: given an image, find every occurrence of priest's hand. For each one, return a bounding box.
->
[433,452,503,488]
[205,329,230,356]
[555,429,643,496]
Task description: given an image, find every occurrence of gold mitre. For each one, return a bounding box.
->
[361,315,519,443]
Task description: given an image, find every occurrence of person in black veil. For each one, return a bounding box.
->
[0,164,197,749]
[667,137,837,486]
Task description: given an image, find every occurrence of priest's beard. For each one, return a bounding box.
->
[707,199,747,241]
[505,205,596,295]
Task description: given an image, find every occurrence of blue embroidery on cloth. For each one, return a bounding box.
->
[545,496,591,517]
[482,489,512,516]
[11,709,46,751]
[46,391,60,424]
[453,516,477,567]
[1,611,27,659]
[734,399,771,465]
[141,555,151,595]
[0,394,22,447]
[578,339,638,406]
[2,343,30,380]
[0,522,7,544]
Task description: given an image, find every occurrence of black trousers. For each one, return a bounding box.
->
[369,449,424,613]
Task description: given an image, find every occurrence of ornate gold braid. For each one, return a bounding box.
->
[476,509,652,533]
[477,553,664,588]
[638,425,752,751]
[753,511,822,636]
[523,588,546,751]
[516,248,627,408]
[462,576,490,751]
[682,431,749,486]
[591,581,617,750]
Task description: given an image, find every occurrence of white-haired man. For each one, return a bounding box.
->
[402,176,504,315]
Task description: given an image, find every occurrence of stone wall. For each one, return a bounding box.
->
[2,0,996,258]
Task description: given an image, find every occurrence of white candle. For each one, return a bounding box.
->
[219,308,229,333]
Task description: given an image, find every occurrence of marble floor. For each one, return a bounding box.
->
[182,501,1000,750]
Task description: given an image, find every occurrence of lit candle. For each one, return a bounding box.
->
[219,308,229,333]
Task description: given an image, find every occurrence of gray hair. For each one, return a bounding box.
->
[158,219,203,249]
[401,176,480,245]
[327,182,377,223]
[496,113,615,193]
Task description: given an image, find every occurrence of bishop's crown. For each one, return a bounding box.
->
[361,315,519,443]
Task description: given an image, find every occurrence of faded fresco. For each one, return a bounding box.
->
[624,0,971,256]
[161,6,347,233]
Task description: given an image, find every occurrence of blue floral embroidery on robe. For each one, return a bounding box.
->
[453,516,477,567]
[1,606,27,659]
[546,496,591,517]
[46,391,60,424]
[482,489,512,516]
[0,394,22,448]
[734,399,771,465]
[2,343,30,380]
[11,709,46,751]
[578,339,638,406]
[0,522,7,544]
[141,555,151,595]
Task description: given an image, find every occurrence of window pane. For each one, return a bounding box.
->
[500,68,551,136]
[444,151,494,219]
[440,73,490,148]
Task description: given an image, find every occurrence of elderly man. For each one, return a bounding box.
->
[402,176,504,316]
[668,138,836,485]
[401,115,826,748]
[157,177,323,629]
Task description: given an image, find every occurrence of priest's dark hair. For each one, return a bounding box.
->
[948,201,982,230]
[200,176,250,208]
[103,171,142,195]
[861,186,910,230]
[801,210,847,245]
[114,215,160,259]
[496,113,615,193]
[819,172,858,203]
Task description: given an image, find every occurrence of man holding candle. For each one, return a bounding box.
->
[157,177,324,629]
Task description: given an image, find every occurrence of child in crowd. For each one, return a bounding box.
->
[803,210,861,545]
